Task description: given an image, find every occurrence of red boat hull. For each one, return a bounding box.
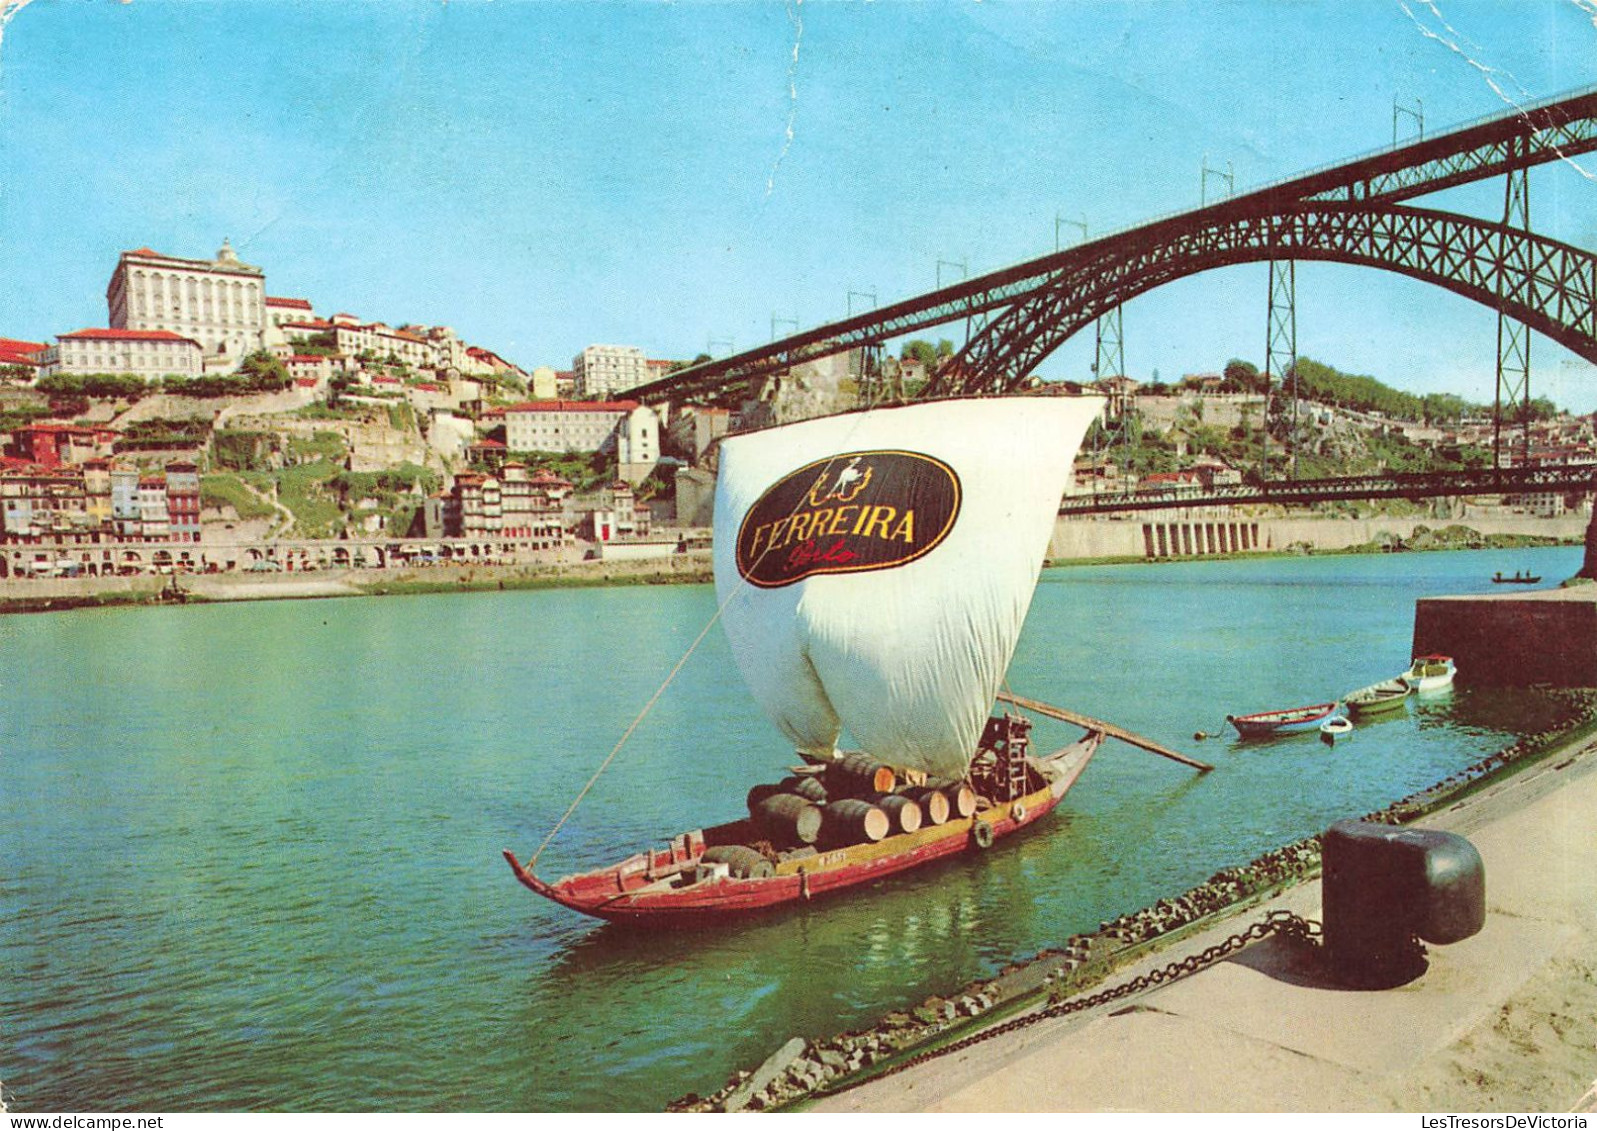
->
[504,734,1103,926]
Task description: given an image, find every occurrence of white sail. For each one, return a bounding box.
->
[712,396,1103,780]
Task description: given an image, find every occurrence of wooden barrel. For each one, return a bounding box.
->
[829,754,896,796]
[701,844,775,879]
[753,793,822,845]
[746,783,783,813]
[945,784,977,819]
[873,793,923,835]
[904,786,950,826]
[822,799,890,845]
[778,774,828,803]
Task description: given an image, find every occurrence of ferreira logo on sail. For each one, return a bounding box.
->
[735,449,962,587]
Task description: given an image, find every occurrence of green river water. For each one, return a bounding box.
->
[0,545,1585,1111]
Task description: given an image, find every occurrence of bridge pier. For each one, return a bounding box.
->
[1581,507,1597,580]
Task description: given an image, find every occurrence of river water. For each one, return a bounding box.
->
[0,545,1584,1111]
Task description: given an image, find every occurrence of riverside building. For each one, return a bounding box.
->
[499,400,659,485]
[40,328,203,380]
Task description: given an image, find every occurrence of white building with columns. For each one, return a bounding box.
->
[106,241,266,371]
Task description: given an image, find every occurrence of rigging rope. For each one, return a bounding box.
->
[528,412,880,868]
[528,600,730,868]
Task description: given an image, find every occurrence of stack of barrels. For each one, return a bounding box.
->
[742,753,980,855]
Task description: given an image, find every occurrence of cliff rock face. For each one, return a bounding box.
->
[737,351,862,432]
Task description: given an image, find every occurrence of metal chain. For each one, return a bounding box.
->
[869,910,1321,1082]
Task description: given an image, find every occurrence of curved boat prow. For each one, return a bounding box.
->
[502,849,557,899]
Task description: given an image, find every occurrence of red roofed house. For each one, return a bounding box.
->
[465,346,528,383]
[441,462,569,546]
[264,296,315,332]
[1137,469,1205,498]
[284,354,332,384]
[0,337,48,375]
[467,436,507,468]
[500,400,659,486]
[6,423,118,468]
[42,328,202,380]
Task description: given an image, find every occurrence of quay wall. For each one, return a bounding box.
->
[0,552,716,608]
[1049,512,1587,561]
[1414,587,1597,687]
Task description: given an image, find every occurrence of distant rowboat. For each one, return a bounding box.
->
[1491,571,1542,584]
[1344,678,1411,718]
[1227,701,1341,738]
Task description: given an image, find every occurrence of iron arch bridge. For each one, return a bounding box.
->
[626,86,1597,408]
[933,202,1597,396]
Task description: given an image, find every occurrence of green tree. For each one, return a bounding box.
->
[1223,358,1265,393]
[901,340,938,369]
[238,350,290,389]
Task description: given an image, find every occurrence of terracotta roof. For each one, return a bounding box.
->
[294,378,320,388]
[282,319,334,331]
[59,328,199,345]
[0,337,46,355]
[123,246,174,260]
[473,438,507,449]
[415,383,444,392]
[266,296,314,309]
[287,355,324,364]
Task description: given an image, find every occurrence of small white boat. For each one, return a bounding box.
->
[1319,715,1353,736]
[1402,654,1456,693]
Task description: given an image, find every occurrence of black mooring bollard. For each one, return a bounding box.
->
[1321,819,1485,988]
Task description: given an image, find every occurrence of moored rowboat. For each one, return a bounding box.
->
[1402,654,1457,693]
[1344,678,1410,717]
[1227,701,1340,738]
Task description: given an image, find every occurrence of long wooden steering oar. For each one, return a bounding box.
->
[997,691,1214,773]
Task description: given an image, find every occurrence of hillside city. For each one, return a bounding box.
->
[1,239,1593,581]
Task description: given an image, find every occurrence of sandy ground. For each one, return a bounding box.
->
[814,738,1597,1113]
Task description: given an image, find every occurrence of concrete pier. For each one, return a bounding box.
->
[814,738,1597,1112]
[1414,585,1597,686]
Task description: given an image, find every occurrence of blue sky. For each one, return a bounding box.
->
[3,1,1597,407]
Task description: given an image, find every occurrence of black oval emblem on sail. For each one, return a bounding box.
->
[735,450,962,588]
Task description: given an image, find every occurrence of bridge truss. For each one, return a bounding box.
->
[627,87,1597,423]
[1056,463,1597,517]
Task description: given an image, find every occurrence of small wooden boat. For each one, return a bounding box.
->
[1491,571,1542,584]
[1319,715,1353,746]
[1344,678,1411,717]
[1227,701,1340,738]
[1402,654,1456,693]
[505,724,1106,925]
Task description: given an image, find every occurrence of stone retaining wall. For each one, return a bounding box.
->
[1049,513,1587,561]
